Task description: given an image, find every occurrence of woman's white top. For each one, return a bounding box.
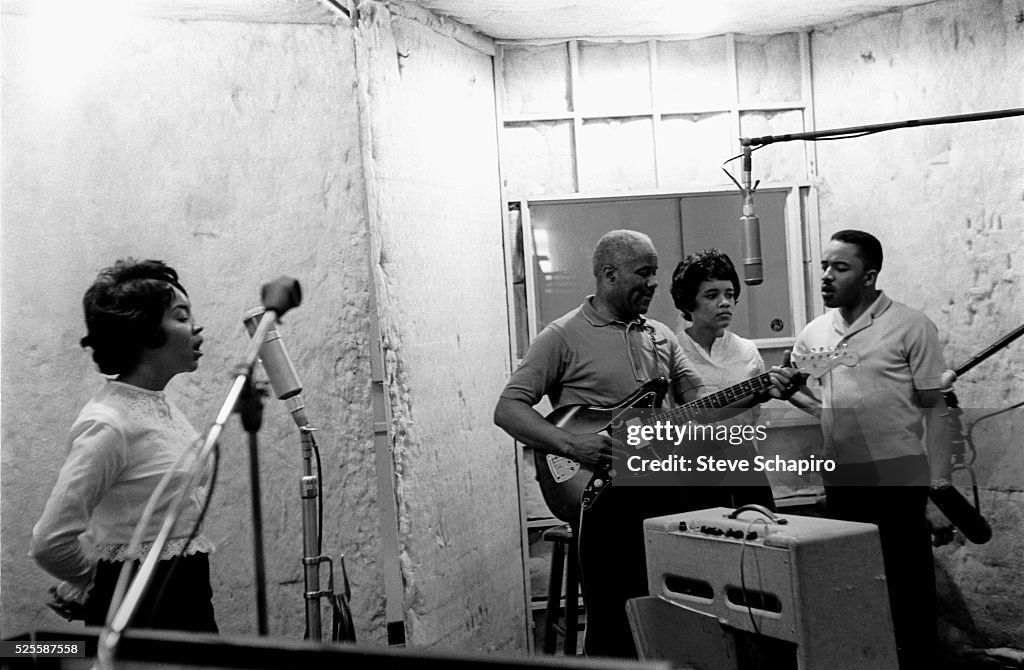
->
[30,381,214,600]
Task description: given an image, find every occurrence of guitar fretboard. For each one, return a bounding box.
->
[662,371,774,424]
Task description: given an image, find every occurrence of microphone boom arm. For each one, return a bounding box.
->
[741,107,1024,147]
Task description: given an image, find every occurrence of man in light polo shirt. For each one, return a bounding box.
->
[495,229,799,658]
[788,229,952,669]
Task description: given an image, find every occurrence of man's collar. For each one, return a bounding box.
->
[832,290,891,334]
[867,290,892,317]
[581,295,646,328]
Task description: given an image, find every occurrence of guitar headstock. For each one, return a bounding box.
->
[791,347,859,379]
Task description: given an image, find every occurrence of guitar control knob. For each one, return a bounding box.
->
[607,468,617,477]
[592,478,604,488]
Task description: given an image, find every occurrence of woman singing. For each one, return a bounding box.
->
[30,258,218,632]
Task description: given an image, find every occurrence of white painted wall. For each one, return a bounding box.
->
[0,13,384,640]
[2,0,526,654]
[354,5,528,652]
[811,0,1024,650]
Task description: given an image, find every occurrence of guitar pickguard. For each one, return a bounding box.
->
[545,454,581,483]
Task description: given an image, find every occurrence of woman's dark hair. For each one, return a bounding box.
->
[80,259,187,375]
[670,248,741,320]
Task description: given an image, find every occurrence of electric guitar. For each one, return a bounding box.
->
[533,347,858,524]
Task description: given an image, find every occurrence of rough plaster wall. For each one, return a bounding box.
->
[0,16,384,641]
[811,0,1024,648]
[353,2,527,652]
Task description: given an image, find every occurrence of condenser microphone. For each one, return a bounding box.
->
[740,145,763,286]
[244,306,303,400]
[929,483,992,544]
[741,208,762,286]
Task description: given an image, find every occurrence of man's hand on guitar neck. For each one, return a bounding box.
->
[762,350,808,403]
[770,354,819,417]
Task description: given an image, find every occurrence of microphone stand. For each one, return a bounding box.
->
[935,322,1024,543]
[96,309,282,670]
[943,322,1024,471]
[236,378,270,636]
[243,307,354,643]
[271,373,355,643]
[283,394,326,641]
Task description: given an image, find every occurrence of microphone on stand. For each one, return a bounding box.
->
[243,277,308,428]
[740,145,763,286]
[243,306,303,400]
[241,275,304,400]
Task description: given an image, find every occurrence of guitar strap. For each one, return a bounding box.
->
[641,320,667,391]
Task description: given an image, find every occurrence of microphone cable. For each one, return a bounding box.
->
[311,428,325,555]
[303,424,357,642]
[965,399,1024,462]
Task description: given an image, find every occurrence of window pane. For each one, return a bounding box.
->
[528,198,683,331]
[678,190,793,339]
[527,193,794,341]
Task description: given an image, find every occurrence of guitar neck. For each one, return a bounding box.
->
[666,371,774,423]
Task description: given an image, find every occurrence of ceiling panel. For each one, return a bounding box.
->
[412,0,937,40]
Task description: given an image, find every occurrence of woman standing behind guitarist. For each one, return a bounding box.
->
[670,248,776,510]
[494,230,800,659]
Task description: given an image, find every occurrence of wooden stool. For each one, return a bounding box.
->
[541,524,581,655]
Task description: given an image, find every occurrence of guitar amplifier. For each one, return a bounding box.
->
[642,507,897,670]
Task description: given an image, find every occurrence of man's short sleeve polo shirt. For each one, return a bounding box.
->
[500,297,704,410]
[794,291,947,464]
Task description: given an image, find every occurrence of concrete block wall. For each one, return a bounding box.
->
[810,0,1024,652]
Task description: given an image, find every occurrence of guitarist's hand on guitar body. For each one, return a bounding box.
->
[494,396,615,468]
[559,432,616,468]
